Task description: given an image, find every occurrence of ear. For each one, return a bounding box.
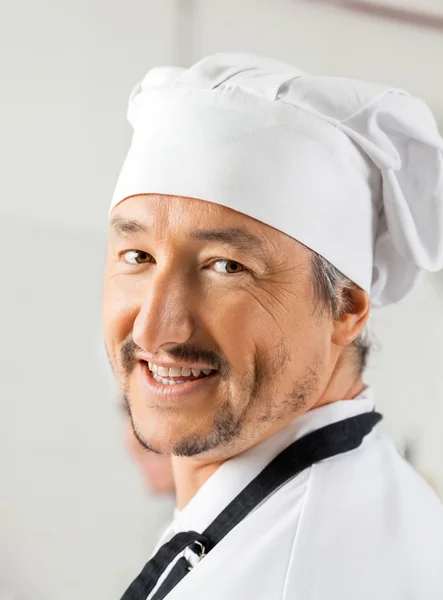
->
[331,287,370,348]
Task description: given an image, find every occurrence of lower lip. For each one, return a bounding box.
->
[138,362,219,400]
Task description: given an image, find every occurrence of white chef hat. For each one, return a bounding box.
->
[110,52,443,308]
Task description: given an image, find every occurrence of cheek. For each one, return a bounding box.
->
[208,291,282,381]
[284,314,334,392]
[232,287,332,379]
[102,273,140,358]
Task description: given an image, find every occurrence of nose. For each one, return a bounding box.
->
[132,269,194,354]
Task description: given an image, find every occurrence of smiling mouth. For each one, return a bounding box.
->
[142,361,218,386]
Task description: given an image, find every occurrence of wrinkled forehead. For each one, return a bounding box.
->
[111,193,238,226]
[109,193,303,256]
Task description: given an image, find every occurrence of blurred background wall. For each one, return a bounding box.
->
[1,1,442,598]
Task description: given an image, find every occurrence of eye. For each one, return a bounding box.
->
[212,259,247,274]
[122,250,153,265]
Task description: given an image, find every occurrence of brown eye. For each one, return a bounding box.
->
[123,250,153,265]
[212,259,246,274]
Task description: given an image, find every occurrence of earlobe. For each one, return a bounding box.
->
[331,287,370,348]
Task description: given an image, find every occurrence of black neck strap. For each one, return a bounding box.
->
[122,411,382,600]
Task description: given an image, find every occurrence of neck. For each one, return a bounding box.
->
[312,352,365,411]
[172,357,364,510]
[171,455,225,510]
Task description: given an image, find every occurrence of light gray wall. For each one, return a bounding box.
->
[0,1,177,598]
[0,0,177,231]
[1,0,442,597]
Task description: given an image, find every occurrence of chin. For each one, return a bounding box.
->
[137,422,231,458]
[132,413,203,454]
[128,388,239,456]
[134,426,178,454]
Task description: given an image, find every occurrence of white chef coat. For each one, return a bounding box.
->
[146,388,443,599]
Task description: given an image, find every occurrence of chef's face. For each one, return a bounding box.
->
[103,195,344,458]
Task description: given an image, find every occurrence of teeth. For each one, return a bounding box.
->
[153,372,187,385]
[169,367,182,377]
[148,362,215,382]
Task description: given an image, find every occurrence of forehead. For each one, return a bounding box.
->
[110,194,297,250]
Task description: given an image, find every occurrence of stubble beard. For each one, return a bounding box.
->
[119,338,321,458]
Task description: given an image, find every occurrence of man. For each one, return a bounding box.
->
[103,53,443,599]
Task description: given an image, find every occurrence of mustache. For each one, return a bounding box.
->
[120,337,230,377]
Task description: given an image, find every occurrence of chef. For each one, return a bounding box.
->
[103,53,443,599]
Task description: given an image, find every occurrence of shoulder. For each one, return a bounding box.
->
[283,429,443,600]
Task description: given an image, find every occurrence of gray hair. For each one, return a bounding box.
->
[310,251,371,374]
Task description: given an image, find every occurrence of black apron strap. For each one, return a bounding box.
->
[150,557,192,600]
[121,531,208,599]
[121,411,382,600]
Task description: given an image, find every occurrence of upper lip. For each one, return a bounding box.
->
[138,353,217,371]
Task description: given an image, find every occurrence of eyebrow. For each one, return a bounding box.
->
[111,218,148,235]
[191,227,267,258]
[110,218,268,259]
